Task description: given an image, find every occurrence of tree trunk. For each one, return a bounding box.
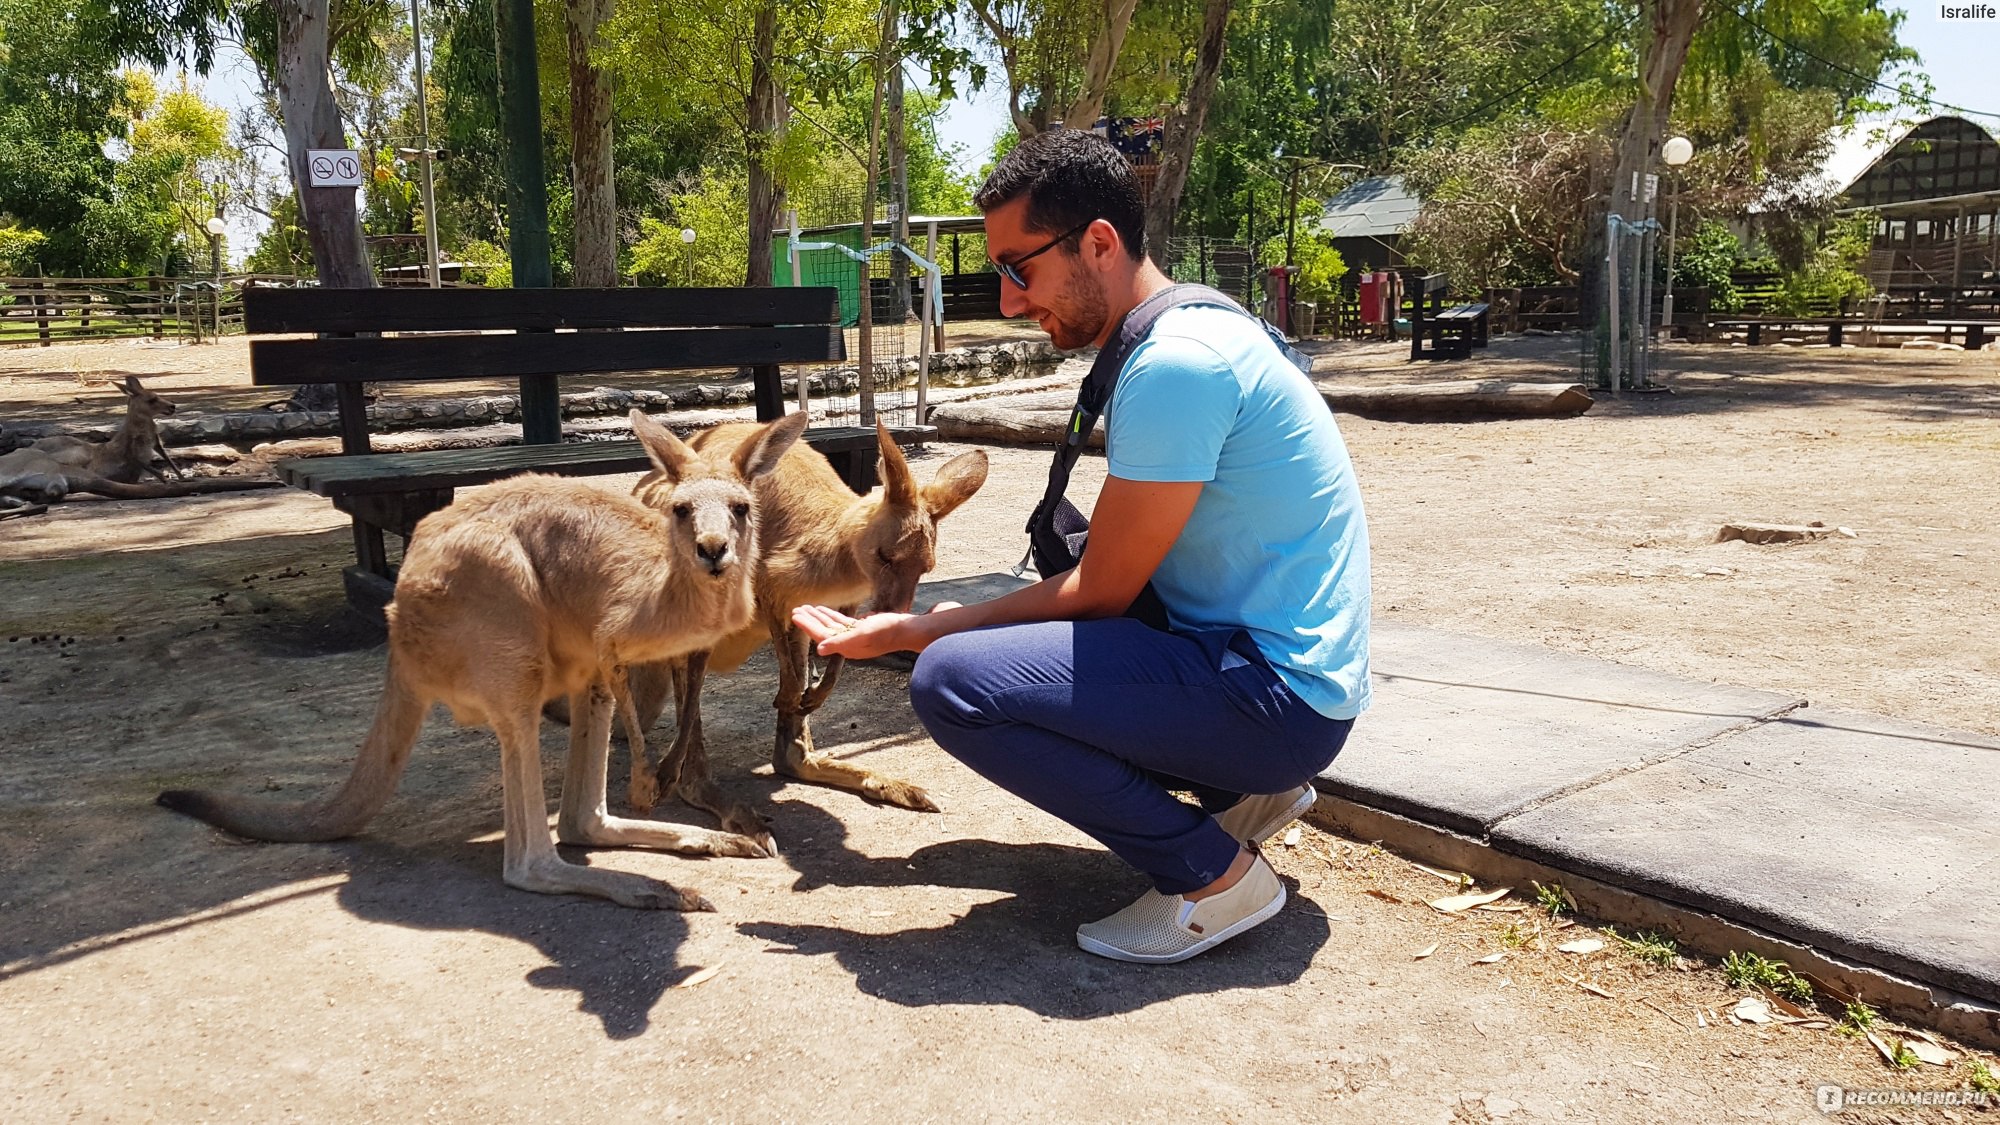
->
[565,0,617,287]
[273,0,374,412]
[1057,0,1141,129]
[744,0,782,287]
[1582,0,1703,327]
[1143,0,1232,262]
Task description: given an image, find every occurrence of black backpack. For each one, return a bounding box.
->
[1021,284,1312,631]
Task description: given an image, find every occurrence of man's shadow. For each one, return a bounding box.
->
[738,801,1332,1018]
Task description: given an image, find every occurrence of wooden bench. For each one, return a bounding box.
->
[245,285,933,615]
[1409,275,1489,361]
[1707,316,1853,347]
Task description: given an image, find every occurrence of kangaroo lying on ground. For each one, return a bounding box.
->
[1,375,269,512]
[32,375,183,483]
[158,409,808,911]
[621,422,987,844]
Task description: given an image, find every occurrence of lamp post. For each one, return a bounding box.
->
[680,227,697,286]
[204,214,227,342]
[1660,136,1694,341]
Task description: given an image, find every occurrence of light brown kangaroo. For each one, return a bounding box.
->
[34,374,183,483]
[628,422,987,843]
[157,409,808,911]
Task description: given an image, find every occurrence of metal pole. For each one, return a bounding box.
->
[789,209,808,413]
[410,0,443,288]
[1661,180,1680,340]
[1605,215,1621,396]
[916,220,937,424]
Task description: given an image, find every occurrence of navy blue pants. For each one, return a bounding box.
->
[908,617,1354,895]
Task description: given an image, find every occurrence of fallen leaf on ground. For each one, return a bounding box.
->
[1576,981,1616,999]
[1410,861,1472,885]
[1696,1010,1708,1028]
[1477,903,1528,913]
[676,964,725,989]
[1283,826,1302,847]
[1633,1062,1659,1071]
[1364,889,1404,904]
[1430,888,1512,914]
[1557,939,1606,955]
[1413,943,1439,960]
[1906,1039,1954,1066]
[1764,992,1811,1018]
[1472,952,1508,965]
[1733,997,1772,1024]
[1865,1030,1899,1066]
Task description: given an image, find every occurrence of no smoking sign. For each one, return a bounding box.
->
[306,149,364,188]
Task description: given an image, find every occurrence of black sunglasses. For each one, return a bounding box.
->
[995,220,1095,288]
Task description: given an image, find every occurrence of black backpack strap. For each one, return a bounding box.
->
[1023,284,1298,545]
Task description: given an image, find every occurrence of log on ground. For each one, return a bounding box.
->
[929,401,1101,448]
[1319,381,1594,422]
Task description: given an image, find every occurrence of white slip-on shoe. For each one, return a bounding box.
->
[1075,853,1286,964]
[1214,785,1316,845]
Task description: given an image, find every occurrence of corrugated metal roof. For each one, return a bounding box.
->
[1317,175,1422,239]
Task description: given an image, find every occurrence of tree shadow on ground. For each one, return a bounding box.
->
[737,800,1332,1019]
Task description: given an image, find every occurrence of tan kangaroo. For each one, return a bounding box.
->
[34,374,183,483]
[628,422,987,842]
[157,409,808,911]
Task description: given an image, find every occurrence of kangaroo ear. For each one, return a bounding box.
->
[921,449,988,521]
[630,409,695,480]
[121,375,142,395]
[876,419,917,508]
[734,410,808,480]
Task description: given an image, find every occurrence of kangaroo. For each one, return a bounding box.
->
[33,375,183,483]
[158,409,808,911]
[626,422,987,843]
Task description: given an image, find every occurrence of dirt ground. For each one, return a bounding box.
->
[3,332,1998,1122]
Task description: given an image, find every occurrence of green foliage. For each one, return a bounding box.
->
[0,225,46,273]
[1836,1000,1877,1037]
[1671,220,1745,311]
[1721,951,1815,1002]
[1533,881,1573,918]
[1614,929,1680,967]
[1967,1058,1999,1095]
[454,238,511,288]
[1767,210,1874,316]
[628,174,749,286]
[1258,230,1346,303]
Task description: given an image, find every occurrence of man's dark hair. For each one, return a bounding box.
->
[974,129,1146,262]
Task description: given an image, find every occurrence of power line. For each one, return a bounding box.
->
[1425,18,1636,137]
[1724,5,2000,124]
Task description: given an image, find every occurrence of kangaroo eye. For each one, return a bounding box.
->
[731,502,750,518]
[673,503,692,519]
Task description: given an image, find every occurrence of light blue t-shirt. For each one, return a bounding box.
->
[1106,305,1371,720]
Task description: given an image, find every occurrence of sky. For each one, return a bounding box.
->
[184,8,1996,264]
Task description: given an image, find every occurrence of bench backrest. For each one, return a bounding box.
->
[243,286,844,452]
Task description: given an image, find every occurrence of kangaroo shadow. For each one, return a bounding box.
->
[325,829,716,1041]
[739,801,1333,1018]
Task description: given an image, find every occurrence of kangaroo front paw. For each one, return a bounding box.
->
[871,778,941,813]
[628,771,659,815]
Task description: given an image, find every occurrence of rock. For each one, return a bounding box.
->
[1715,522,1835,545]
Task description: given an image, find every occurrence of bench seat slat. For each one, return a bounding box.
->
[250,324,846,386]
[244,286,841,334]
[276,426,937,497]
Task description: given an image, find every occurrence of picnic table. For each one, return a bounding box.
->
[1925,320,2000,350]
[1408,274,1489,361]
[244,286,932,616]
[1707,316,1855,347]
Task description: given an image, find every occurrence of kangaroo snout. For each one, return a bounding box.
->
[696,537,732,573]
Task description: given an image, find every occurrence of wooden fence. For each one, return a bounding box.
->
[0,275,295,346]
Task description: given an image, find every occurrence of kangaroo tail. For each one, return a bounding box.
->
[70,475,283,500]
[158,660,428,842]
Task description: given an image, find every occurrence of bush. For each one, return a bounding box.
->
[1670,220,1744,312]
[1768,211,1874,316]
[0,226,46,273]
[1260,230,1348,305]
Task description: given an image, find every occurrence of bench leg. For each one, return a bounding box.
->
[333,489,457,615]
[1830,322,1843,347]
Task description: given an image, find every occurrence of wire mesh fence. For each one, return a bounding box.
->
[793,237,926,429]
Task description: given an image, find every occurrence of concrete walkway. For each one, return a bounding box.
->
[917,574,2000,1022]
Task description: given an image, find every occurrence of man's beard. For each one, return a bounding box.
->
[1044,272,1110,350]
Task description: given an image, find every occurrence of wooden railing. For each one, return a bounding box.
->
[0,274,492,346]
